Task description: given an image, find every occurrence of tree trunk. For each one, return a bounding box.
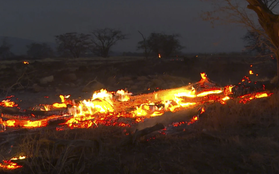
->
[138,31,149,60]
[275,49,279,80]
[247,0,279,79]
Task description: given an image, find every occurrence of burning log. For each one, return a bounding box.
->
[113,74,223,113]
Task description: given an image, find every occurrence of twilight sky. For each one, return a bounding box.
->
[0,0,248,53]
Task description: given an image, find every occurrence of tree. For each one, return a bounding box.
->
[90,28,126,58]
[26,43,54,59]
[137,33,183,58]
[243,29,272,55]
[0,38,14,59]
[55,32,91,58]
[201,0,279,78]
[137,31,151,60]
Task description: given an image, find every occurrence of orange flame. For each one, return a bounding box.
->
[249,70,254,75]
[0,100,18,107]
[200,72,207,80]
[0,155,26,170]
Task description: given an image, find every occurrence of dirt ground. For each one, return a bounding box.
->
[0,55,279,174]
[0,55,276,108]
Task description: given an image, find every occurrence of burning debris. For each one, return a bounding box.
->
[0,71,273,171]
[0,72,271,132]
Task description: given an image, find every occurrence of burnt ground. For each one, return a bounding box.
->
[0,55,279,174]
[0,55,277,108]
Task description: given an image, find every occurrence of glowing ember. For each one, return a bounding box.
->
[200,72,207,80]
[239,92,272,104]
[52,95,70,109]
[0,155,26,170]
[158,53,161,58]
[249,70,254,75]
[0,99,18,107]
[23,61,29,65]
[0,161,22,170]
[10,156,26,161]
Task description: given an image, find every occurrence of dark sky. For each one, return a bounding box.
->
[0,0,247,53]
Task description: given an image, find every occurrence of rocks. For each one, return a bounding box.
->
[39,75,54,85]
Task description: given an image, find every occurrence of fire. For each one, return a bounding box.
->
[0,155,26,170]
[52,95,70,109]
[200,72,207,80]
[196,89,223,97]
[23,61,29,65]
[5,120,16,127]
[0,72,273,130]
[0,161,22,170]
[158,54,161,58]
[0,71,275,171]
[115,90,131,101]
[10,156,26,161]
[0,99,18,107]
[239,92,271,104]
[249,70,254,75]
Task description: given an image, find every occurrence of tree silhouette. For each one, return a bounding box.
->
[0,38,13,59]
[90,28,126,58]
[243,29,272,55]
[137,33,183,58]
[55,32,91,58]
[201,0,279,78]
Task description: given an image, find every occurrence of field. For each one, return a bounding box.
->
[0,55,278,174]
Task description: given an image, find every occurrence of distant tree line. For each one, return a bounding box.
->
[2,26,271,60]
[0,27,186,60]
[55,28,183,58]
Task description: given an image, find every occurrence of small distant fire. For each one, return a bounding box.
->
[158,54,161,58]
[23,61,29,65]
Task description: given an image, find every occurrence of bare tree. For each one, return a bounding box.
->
[243,29,273,56]
[90,28,126,58]
[201,0,279,78]
[26,43,54,59]
[55,32,91,58]
[137,32,183,58]
[137,31,151,59]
